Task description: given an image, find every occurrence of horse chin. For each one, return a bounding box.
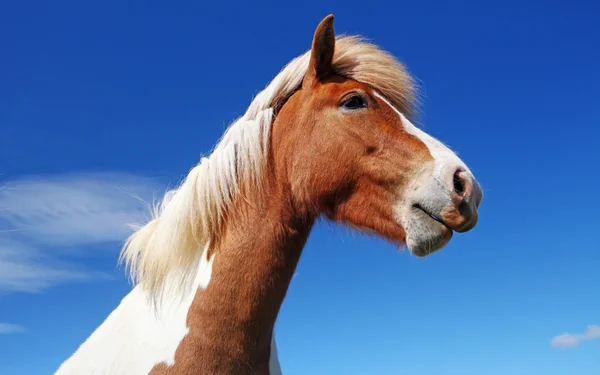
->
[403,204,454,257]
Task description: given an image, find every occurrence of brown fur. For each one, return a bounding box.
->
[149,15,433,374]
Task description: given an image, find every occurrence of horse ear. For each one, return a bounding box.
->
[303,14,335,87]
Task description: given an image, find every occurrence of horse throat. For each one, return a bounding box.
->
[149,181,315,374]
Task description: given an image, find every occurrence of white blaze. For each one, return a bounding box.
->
[374,92,471,183]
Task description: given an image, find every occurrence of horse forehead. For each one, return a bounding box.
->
[313,77,372,98]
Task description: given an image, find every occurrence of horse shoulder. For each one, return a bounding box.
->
[54,285,191,375]
[55,286,283,374]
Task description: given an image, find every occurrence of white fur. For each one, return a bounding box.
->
[55,257,284,375]
[57,37,418,374]
[56,251,285,375]
[55,250,219,374]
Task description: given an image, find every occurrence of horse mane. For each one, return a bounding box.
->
[119,35,419,304]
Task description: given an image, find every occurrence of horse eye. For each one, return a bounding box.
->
[340,95,367,110]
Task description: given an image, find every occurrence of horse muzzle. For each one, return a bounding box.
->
[397,164,483,256]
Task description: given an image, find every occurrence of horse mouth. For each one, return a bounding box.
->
[405,203,454,256]
[413,204,449,229]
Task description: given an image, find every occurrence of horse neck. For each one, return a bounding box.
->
[156,167,315,374]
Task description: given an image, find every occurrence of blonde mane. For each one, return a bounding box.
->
[119,36,419,304]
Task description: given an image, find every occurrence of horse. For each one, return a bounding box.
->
[55,14,483,375]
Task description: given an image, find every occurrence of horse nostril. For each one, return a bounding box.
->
[453,170,466,196]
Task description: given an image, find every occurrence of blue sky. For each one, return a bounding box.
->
[1,0,599,374]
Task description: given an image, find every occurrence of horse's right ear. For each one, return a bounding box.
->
[303,14,336,88]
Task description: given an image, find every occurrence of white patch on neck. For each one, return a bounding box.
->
[55,250,283,374]
[269,333,283,375]
[197,249,215,290]
[54,252,216,375]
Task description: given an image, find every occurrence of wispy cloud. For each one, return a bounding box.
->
[0,172,161,245]
[551,325,600,349]
[0,238,102,293]
[0,172,164,294]
[0,323,25,334]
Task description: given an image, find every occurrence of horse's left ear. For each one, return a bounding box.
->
[303,14,335,88]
